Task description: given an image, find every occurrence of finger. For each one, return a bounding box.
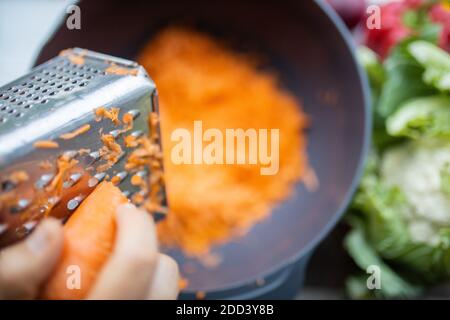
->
[147,253,180,300]
[88,204,158,300]
[0,218,63,299]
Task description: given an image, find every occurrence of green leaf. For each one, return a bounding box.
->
[377,40,437,118]
[356,47,397,151]
[344,225,422,299]
[386,96,450,138]
[408,40,450,91]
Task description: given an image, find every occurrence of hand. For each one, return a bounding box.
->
[0,204,180,300]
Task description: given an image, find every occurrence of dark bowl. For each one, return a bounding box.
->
[37,0,371,298]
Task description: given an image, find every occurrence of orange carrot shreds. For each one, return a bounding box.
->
[122,113,134,132]
[105,63,139,76]
[68,55,85,65]
[130,174,144,186]
[33,140,59,149]
[8,170,29,185]
[131,192,145,205]
[40,182,127,299]
[178,277,189,290]
[59,49,86,65]
[60,124,91,140]
[138,27,309,256]
[143,201,168,215]
[149,112,160,140]
[95,107,121,125]
[47,156,79,193]
[110,175,121,185]
[196,291,206,300]
[124,135,139,148]
[100,134,122,154]
[96,134,123,173]
[124,137,162,172]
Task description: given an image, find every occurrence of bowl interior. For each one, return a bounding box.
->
[37,0,369,294]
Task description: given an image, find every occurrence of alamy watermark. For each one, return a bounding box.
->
[66,4,81,30]
[366,5,381,30]
[367,265,382,290]
[170,121,280,176]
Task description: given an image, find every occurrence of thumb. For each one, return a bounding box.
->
[0,218,63,299]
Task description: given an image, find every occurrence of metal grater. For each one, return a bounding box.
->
[0,48,166,248]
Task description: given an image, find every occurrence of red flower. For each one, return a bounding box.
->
[429,3,450,51]
[365,2,414,58]
[365,0,450,58]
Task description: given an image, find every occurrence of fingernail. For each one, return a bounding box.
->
[26,223,50,254]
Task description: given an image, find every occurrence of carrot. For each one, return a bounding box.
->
[59,124,91,140]
[33,140,59,149]
[40,181,127,299]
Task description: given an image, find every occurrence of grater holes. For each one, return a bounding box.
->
[0,59,105,125]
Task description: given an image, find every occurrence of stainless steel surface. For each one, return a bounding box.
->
[0,48,166,246]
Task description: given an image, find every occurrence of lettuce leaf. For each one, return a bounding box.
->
[408,41,450,92]
[356,47,396,151]
[344,224,422,299]
[377,39,438,118]
[386,96,450,139]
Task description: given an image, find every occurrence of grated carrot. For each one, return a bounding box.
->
[33,140,59,149]
[60,124,91,140]
[95,107,121,126]
[105,63,139,76]
[138,28,309,256]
